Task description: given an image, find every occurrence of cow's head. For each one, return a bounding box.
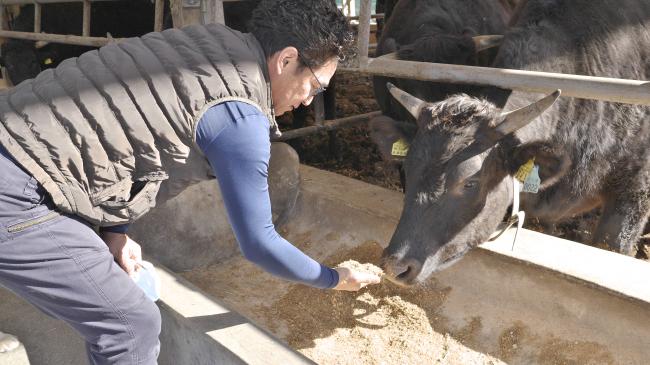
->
[0,40,41,86]
[370,84,562,285]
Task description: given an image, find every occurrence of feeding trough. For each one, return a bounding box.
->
[1,143,649,365]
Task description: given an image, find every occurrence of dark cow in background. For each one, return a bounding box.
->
[371,0,650,285]
[373,0,514,123]
[0,0,259,85]
[0,1,174,85]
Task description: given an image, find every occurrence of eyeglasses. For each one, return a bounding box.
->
[300,55,327,97]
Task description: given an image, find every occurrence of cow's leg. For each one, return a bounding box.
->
[592,188,650,255]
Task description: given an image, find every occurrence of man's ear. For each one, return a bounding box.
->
[272,47,299,75]
[369,115,418,162]
[507,142,570,189]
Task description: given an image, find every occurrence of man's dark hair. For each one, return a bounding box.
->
[249,0,355,69]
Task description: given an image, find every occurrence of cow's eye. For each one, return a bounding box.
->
[464,180,478,189]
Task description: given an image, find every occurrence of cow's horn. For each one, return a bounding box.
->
[472,35,504,52]
[387,82,426,119]
[496,89,561,136]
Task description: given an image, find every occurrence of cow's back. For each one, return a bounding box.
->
[493,0,650,198]
[494,0,650,79]
[377,0,510,55]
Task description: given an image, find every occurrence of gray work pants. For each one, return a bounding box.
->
[0,145,161,364]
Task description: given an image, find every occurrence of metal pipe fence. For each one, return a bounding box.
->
[348,0,650,106]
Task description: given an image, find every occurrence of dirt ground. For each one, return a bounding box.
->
[282,70,650,261]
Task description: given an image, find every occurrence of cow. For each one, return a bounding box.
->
[372,0,513,123]
[370,0,650,285]
[0,1,174,85]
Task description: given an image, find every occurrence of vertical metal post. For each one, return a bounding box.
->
[357,0,371,67]
[154,0,164,31]
[82,0,91,37]
[34,3,42,33]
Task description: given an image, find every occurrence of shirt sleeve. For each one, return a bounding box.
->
[100,224,130,234]
[195,101,339,289]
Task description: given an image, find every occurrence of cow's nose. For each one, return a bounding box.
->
[381,255,422,285]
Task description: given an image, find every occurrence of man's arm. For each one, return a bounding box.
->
[196,101,339,289]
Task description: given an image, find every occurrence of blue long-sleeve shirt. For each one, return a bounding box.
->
[102,102,339,288]
[194,101,339,289]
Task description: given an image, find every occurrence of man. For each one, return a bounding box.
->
[0,0,381,363]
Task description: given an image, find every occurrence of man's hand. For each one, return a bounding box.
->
[100,232,142,278]
[333,267,381,291]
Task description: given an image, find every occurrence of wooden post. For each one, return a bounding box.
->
[82,0,91,37]
[357,0,371,67]
[170,0,184,28]
[154,0,164,31]
[33,3,41,34]
[214,0,224,24]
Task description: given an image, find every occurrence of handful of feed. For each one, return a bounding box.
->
[335,260,384,278]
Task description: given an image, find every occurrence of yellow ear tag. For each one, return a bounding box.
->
[391,139,409,157]
[43,58,53,65]
[514,157,535,182]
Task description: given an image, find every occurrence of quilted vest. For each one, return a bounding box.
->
[0,23,276,226]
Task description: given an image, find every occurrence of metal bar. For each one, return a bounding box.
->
[347,14,384,20]
[33,3,41,33]
[0,5,4,31]
[154,0,164,31]
[0,29,118,47]
[82,0,90,37]
[356,0,371,66]
[342,58,650,106]
[272,111,381,142]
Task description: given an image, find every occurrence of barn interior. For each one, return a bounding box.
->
[1,0,650,364]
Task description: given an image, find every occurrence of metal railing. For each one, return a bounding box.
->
[345,0,650,106]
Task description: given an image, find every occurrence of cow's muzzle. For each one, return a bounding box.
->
[380,254,423,286]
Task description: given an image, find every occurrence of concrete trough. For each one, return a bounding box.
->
[1,144,649,364]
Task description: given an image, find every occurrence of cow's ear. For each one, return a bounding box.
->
[369,115,418,162]
[508,142,570,189]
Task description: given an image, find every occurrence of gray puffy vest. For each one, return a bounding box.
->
[0,23,276,226]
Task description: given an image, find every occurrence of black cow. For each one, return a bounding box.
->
[373,0,513,123]
[1,1,172,85]
[371,0,650,285]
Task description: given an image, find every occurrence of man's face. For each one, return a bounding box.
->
[268,48,338,115]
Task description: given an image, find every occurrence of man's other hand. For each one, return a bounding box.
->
[100,232,143,278]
